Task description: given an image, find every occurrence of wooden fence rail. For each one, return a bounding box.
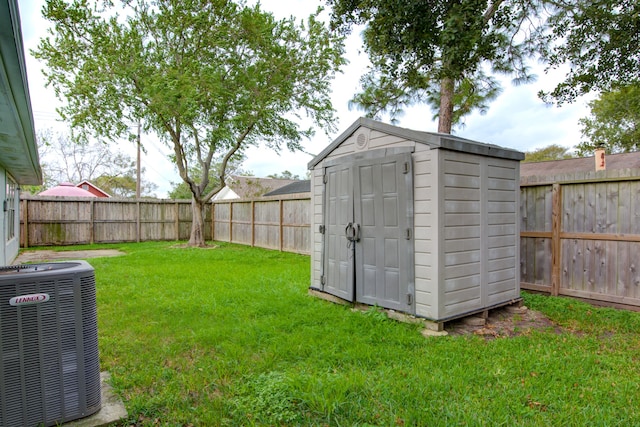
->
[520,169,640,310]
[19,194,310,254]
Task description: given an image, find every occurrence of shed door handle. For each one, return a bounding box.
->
[345,223,360,242]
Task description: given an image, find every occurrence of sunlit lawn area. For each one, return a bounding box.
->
[26,241,640,425]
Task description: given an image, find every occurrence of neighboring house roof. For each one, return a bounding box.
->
[263,180,310,196]
[212,186,240,201]
[38,182,98,198]
[308,117,524,169]
[76,180,111,197]
[0,0,42,185]
[521,151,640,178]
[213,176,299,200]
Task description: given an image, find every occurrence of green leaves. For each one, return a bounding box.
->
[36,0,345,244]
[523,144,575,163]
[540,0,640,104]
[327,0,542,132]
[577,83,640,155]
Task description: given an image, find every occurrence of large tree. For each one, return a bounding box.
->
[35,0,345,246]
[326,0,544,133]
[539,0,640,104]
[328,0,639,133]
[576,83,640,155]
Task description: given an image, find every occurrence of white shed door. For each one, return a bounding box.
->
[323,153,414,313]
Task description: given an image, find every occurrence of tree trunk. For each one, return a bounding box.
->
[438,76,455,134]
[188,197,207,247]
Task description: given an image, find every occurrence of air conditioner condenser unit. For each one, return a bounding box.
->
[0,260,101,427]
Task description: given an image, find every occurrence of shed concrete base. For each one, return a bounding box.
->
[63,372,128,427]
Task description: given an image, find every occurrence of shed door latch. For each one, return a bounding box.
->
[407,293,413,305]
[319,225,326,234]
[405,228,412,240]
[403,161,410,174]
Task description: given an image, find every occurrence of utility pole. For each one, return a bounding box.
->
[136,121,141,198]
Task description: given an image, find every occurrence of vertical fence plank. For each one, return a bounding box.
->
[211,203,216,240]
[279,199,284,252]
[136,200,141,243]
[251,200,255,247]
[551,183,561,296]
[90,199,95,244]
[229,201,233,243]
[23,198,29,248]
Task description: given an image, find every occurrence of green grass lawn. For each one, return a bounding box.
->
[32,241,640,426]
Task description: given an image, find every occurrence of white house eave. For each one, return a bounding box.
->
[0,0,42,185]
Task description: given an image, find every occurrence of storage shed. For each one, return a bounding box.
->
[308,117,525,322]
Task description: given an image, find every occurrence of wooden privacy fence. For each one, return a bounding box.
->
[520,169,640,310]
[211,196,310,254]
[20,196,212,246]
[19,194,310,254]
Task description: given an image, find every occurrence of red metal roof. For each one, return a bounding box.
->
[38,182,98,197]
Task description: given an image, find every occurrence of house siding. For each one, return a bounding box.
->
[1,169,20,265]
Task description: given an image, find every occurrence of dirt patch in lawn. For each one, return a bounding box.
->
[14,249,125,264]
[445,305,563,339]
[170,243,219,249]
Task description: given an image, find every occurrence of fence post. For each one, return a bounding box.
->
[251,200,255,247]
[23,198,29,248]
[175,202,180,240]
[136,200,141,243]
[90,199,95,244]
[551,183,562,296]
[229,202,233,243]
[279,199,284,252]
[211,203,215,242]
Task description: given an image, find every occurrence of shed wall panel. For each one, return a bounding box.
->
[441,151,520,318]
[310,169,324,289]
[486,159,520,303]
[413,149,438,318]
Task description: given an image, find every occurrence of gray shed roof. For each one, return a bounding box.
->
[308,117,524,169]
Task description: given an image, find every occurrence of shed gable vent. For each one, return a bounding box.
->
[355,130,370,151]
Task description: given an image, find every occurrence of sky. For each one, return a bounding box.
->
[16,0,592,198]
